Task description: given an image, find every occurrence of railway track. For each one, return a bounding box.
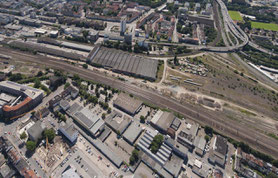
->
[2,47,278,159]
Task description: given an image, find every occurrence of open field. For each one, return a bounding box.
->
[228,11,243,21]
[165,54,278,135]
[251,21,278,31]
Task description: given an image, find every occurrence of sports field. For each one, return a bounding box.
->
[251,22,278,31]
[228,11,243,22]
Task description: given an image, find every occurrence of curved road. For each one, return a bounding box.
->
[1,47,278,159]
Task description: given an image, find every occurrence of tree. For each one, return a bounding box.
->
[108,107,111,114]
[9,73,24,81]
[150,134,164,153]
[64,82,70,89]
[204,135,210,142]
[20,132,27,140]
[140,115,145,123]
[26,141,36,151]
[102,113,106,119]
[43,129,56,143]
[73,74,80,81]
[173,55,179,66]
[34,78,41,88]
[273,160,278,168]
[37,71,43,77]
[82,64,88,69]
[82,30,89,39]
[204,126,213,136]
[129,149,140,165]
[266,172,278,178]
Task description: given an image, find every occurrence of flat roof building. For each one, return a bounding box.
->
[72,107,105,137]
[113,93,143,116]
[61,166,80,178]
[59,99,70,111]
[59,123,78,144]
[105,111,131,135]
[208,135,228,167]
[194,136,206,157]
[0,81,43,119]
[123,121,143,145]
[151,111,180,138]
[27,121,46,142]
[87,46,158,81]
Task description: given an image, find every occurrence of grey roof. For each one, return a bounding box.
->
[0,81,43,99]
[123,122,142,144]
[105,111,131,134]
[0,153,5,167]
[62,167,80,178]
[194,136,206,151]
[90,119,104,135]
[88,46,158,80]
[9,41,84,61]
[59,99,70,111]
[67,102,82,115]
[74,108,99,128]
[60,123,78,137]
[155,112,176,131]
[27,121,45,141]
[113,93,143,115]
[170,118,181,131]
[215,136,227,156]
[164,154,184,177]
[73,107,104,135]
[93,140,123,168]
[0,164,15,178]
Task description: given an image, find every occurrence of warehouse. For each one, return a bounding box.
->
[72,107,105,137]
[150,111,180,138]
[105,111,131,135]
[87,46,158,81]
[122,121,143,145]
[113,93,143,116]
[9,41,85,61]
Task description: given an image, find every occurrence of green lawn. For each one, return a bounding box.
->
[251,21,278,31]
[228,11,243,22]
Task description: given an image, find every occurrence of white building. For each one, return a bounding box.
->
[120,16,127,36]
[59,124,78,144]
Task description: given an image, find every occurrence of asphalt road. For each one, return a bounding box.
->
[1,47,278,159]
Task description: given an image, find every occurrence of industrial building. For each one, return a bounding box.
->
[105,111,131,135]
[0,81,44,119]
[193,136,206,156]
[87,46,158,81]
[113,93,143,116]
[122,121,143,145]
[150,111,181,138]
[9,41,86,61]
[137,128,172,166]
[71,107,105,137]
[59,123,78,144]
[188,15,214,27]
[27,121,46,142]
[177,122,199,151]
[208,135,228,167]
